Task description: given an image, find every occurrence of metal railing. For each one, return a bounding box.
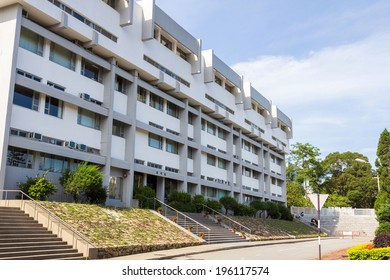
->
[155,198,211,243]
[0,190,96,259]
[201,204,252,237]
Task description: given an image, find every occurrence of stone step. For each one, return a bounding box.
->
[0,244,73,253]
[0,236,63,243]
[0,240,67,248]
[0,251,84,260]
[0,248,80,259]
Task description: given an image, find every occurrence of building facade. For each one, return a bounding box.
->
[0,0,292,207]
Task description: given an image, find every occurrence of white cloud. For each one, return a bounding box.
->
[232,32,390,109]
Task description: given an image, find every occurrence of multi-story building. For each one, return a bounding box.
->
[0,0,292,208]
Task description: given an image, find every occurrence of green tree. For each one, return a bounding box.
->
[323,194,351,207]
[61,162,106,204]
[286,182,312,207]
[375,129,390,209]
[320,152,377,208]
[134,186,156,209]
[219,196,239,215]
[17,172,56,200]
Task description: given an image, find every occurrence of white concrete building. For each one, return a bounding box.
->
[0,0,292,207]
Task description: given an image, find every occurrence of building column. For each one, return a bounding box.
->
[178,99,189,193]
[0,5,23,191]
[226,124,234,197]
[236,129,243,203]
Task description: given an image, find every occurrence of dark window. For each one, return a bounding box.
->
[13,85,39,111]
[45,96,63,118]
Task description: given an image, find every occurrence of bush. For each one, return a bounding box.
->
[375,222,390,235]
[17,173,56,200]
[168,201,196,213]
[277,204,293,221]
[206,199,222,211]
[373,233,390,248]
[169,191,192,204]
[193,195,206,213]
[134,186,156,209]
[377,204,390,223]
[219,196,239,215]
[347,243,390,260]
[265,201,281,219]
[84,184,107,205]
[234,204,256,216]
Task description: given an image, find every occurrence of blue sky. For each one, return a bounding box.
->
[156,0,390,166]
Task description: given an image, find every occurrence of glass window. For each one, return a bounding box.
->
[215,75,222,86]
[109,176,123,201]
[243,140,250,151]
[149,93,164,111]
[45,96,63,118]
[166,139,178,154]
[49,42,75,70]
[218,128,227,140]
[243,167,251,177]
[167,102,179,118]
[19,27,43,56]
[112,120,125,138]
[148,133,162,150]
[39,153,69,173]
[201,119,206,131]
[115,75,126,94]
[188,147,194,159]
[7,147,33,169]
[13,85,39,111]
[218,158,227,170]
[77,108,101,130]
[188,113,194,125]
[160,35,172,50]
[207,154,216,166]
[206,187,217,198]
[207,122,216,135]
[137,87,147,103]
[177,47,187,60]
[81,58,102,82]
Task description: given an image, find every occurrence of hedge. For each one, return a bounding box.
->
[347,243,390,260]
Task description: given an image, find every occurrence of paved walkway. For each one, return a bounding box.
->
[109,237,365,260]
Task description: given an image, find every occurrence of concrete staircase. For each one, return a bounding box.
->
[0,206,84,260]
[159,208,248,244]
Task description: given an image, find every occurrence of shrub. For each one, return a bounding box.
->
[277,204,293,221]
[169,191,192,204]
[347,243,390,260]
[17,173,56,200]
[234,204,256,216]
[134,186,156,209]
[375,222,390,235]
[206,199,222,211]
[265,201,280,219]
[373,233,390,248]
[193,195,206,213]
[377,204,390,223]
[219,196,239,215]
[168,201,196,213]
[84,184,107,205]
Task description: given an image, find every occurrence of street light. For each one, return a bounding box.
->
[355,158,380,191]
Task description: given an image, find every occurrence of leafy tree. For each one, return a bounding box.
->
[277,204,293,221]
[17,172,56,200]
[265,201,280,219]
[234,204,256,216]
[286,182,312,207]
[206,199,222,211]
[219,196,239,215]
[193,194,206,213]
[321,152,377,208]
[323,194,351,207]
[134,185,156,209]
[375,129,390,207]
[60,162,105,204]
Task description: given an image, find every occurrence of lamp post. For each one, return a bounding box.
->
[355,158,380,192]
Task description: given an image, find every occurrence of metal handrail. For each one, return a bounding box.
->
[0,190,96,258]
[154,198,211,243]
[202,204,252,236]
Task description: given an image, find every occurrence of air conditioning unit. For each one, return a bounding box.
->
[65,141,76,149]
[30,132,42,141]
[80,93,90,101]
[78,144,87,152]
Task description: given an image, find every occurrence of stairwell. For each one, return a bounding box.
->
[159,207,248,244]
[0,206,84,260]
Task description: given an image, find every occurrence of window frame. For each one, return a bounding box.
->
[77,108,101,130]
[148,133,163,150]
[166,139,178,154]
[45,96,63,118]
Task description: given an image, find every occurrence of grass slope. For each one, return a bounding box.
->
[40,202,200,247]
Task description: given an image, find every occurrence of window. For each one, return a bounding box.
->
[207,154,216,166]
[225,83,234,93]
[81,59,102,82]
[47,81,65,91]
[167,102,179,118]
[166,139,178,154]
[188,113,194,125]
[201,119,206,131]
[207,122,216,136]
[148,133,162,150]
[160,35,172,50]
[112,120,125,138]
[188,147,194,159]
[149,93,164,111]
[16,69,41,82]
[109,176,123,201]
[77,108,101,130]
[13,85,39,111]
[45,96,63,118]
[243,140,250,151]
[115,75,126,94]
[7,147,33,169]
[218,158,227,170]
[102,0,116,9]
[206,187,217,198]
[218,128,227,140]
[39,153,69,173]
[252,145,259,155]
[19,27,43,56]
[215,75,222,86]
[243,167,251,177]
[177,47,187,61]
[137,87,147,103]
[49,42,75,70]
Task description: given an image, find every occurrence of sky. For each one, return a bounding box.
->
[156,0,390,167]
